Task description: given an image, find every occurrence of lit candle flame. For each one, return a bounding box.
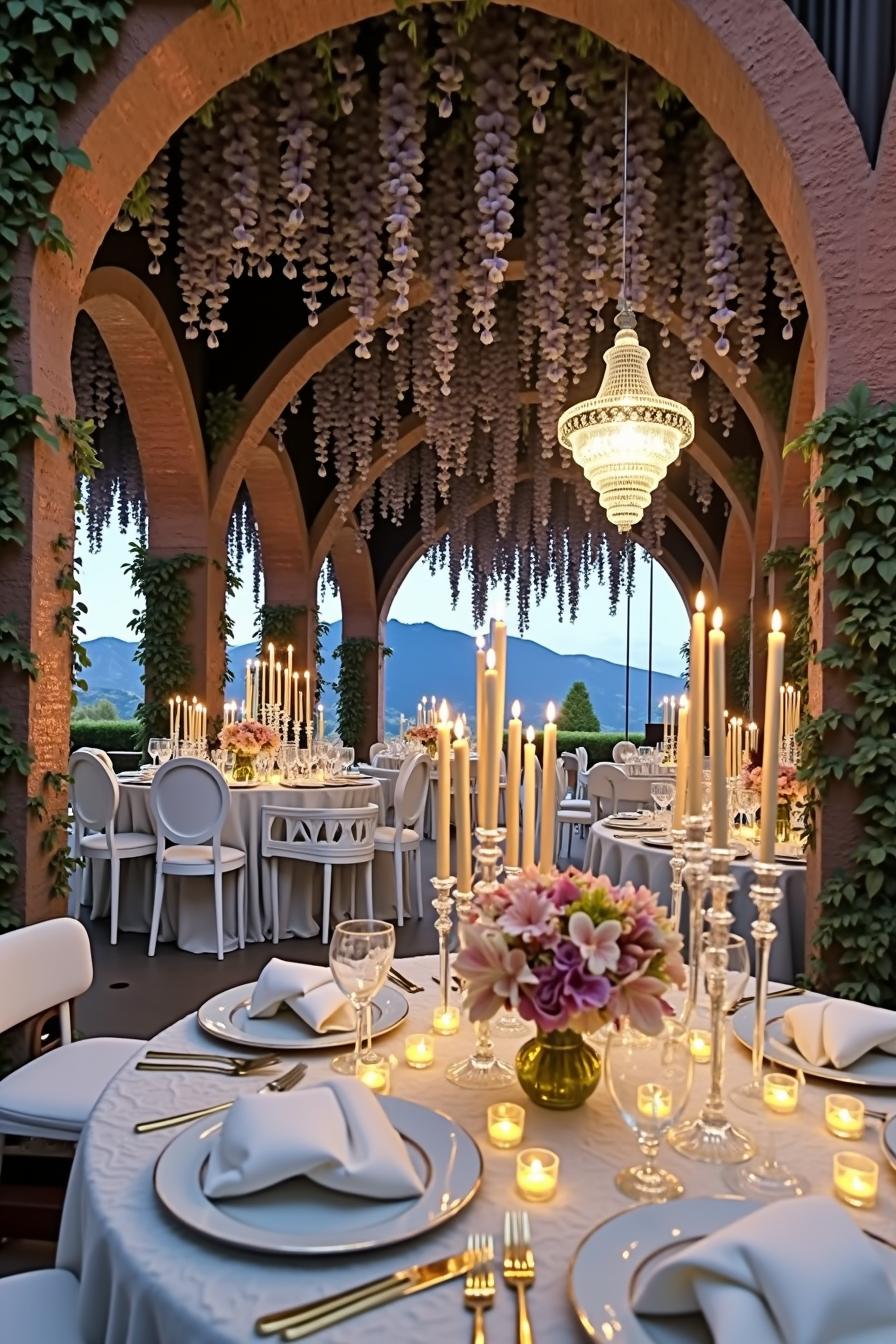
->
[486,649,497,670]
[511,698,521,718]
[696,591,705,612]
[454,716,464,739]
[439,699,449,723]
[526,725,535,743]
[772,609,782,632]
[712,607,723,630]
[546,701,556,724]
[476,633,485,650]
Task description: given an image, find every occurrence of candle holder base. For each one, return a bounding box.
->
[491,1010,529,1037]
[728,1079,765,1113]
[723,1152,809,1200]
[615,1164,684,1204]
[445,1049,516,1090]
[666,1114,756,1165]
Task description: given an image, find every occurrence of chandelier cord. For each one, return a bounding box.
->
[621,53,631,312]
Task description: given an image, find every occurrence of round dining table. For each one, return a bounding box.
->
[87,777,397,954]
[585,819,807,982]
[57,953,896,1344]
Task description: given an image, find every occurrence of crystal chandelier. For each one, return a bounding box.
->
[558,61,694,533]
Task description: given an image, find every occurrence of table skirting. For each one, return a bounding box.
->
[86,780,410,954]
[57,953,894,1344]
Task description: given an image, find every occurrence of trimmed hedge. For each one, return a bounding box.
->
[508,731,645,765]
[70,720,142,753]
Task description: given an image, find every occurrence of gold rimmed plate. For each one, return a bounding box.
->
[197,982,408,1052]
[153,1096,482,1256]
[730,992,896,1088]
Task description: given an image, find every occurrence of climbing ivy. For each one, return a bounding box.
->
[333,638,392,751]
[255,603,331,689]
[788,384,896,1005]
[124,545,205,747]
[203,385,240,461]
[728,612,752,714]
[218,562,240,697]
[728,456,759,508]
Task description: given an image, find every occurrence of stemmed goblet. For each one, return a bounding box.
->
[328,919,395,1077]
[605,1018,694,1202]
[650,781,675,832]
[147,738,160,769]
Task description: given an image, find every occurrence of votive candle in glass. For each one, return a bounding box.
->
[833,1152,878,1209]
[516,1148,559,1202]
[637,1083,672,1120]
[356,1058,391,1094]
[404,1034,435,1069]
[487,1102,525,1149]
[432,1005,460,1036]
[825,1094,865,1140]
[688,1029,712,1064]
[763,1072,799,1114]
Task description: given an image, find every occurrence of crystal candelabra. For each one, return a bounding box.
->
[668,827,686,935]
[669,845,756,1164]
[446,826,516,1088]
[731,860,785,1113]
[490,865,528,1037]
[430,874,456,1023]
[678,814,710,1023]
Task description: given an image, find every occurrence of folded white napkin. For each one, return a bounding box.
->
[634,1196,896,1344]
[248,958,354,1034]
[781,998,896,1069]
[202,1078,424,1201]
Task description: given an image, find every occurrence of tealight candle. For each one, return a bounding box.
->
[356,1059,390,1094]
[637,1083,672,1120]
[487,1102,525,1150]
[833,1152,878,1209]
[404,1034,435,1070]
[432,1005,460,1036]
[688,1029,712,1064]
[763,1072,799,1114]
[825,1094,865,1140]
[516,1148,559,1202]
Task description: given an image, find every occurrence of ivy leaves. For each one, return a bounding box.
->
[333,638,391,750]
[788,383,896,1005]
[124,544,204,745]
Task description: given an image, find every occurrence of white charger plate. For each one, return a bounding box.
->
[730,991,896,1087]
[228,779,260,789]
[880,1115,896,1174]
[197,982,408,1051]
[154,1095,481,1255]
[569,1196,896,1341]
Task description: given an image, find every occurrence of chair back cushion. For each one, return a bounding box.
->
[262,804,378,862]
[149,758,230,845]
[394,754,430,828]
[0,917,92,1034]
[69,749,119,831]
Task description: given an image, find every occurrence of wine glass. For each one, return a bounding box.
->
[147,738,160,769]
[695,932,750,1019]
[157,738,172,765]
[329,919,395,1076]
[650,781,675,829]
[604,1018,693,1202]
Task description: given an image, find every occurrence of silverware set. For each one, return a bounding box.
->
[726,986,807,1015]
[134,1061,307,1133]
[253,1212,534,1341]
[137,1049,281,1076]
[387,967,424,994]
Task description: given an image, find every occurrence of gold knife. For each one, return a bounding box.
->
[255,1250,477,1338]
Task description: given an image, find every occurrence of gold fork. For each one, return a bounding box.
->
[504,1210,535,1344]
[464,1233,495,1344]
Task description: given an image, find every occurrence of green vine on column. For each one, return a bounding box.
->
[124,545,204,748]
[788,384,896,1005]
[217,560,240,698]
[333,638,391,751]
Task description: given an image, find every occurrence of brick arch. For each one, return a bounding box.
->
[241,435,311,604]
[79,266,207,548]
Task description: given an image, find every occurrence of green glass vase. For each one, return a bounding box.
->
[232,752,256,783]
[515,1028,601,1110]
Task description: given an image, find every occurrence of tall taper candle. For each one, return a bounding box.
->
[522,726,537,868]
[539,702,557,873]
[672,698,689,829]
[759,610,786,863]
[492,611,507,771]
[482,650,499,829]
[475,634,486,762]
[169,698,174,741]
[687,593,706,818]
[453,718,472,891]
[708,608,728,847]
[286,645,293,719]
[245,661,252,717]
[436,700,452,880]
[506,700,522,867]
[304,670,311,730]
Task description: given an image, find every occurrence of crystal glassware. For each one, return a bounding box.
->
[650,781,675,830]
[157,738,172,765]
[695,931,750,1019]
[328,919,395,1076]
[724,1126,809,1201]
[605,1018,693,1202]
[148,738,160,768]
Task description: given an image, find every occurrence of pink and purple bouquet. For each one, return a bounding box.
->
[454,867,685,1037]
[405,725,438,747]
[219,719,280,757]
[740,760,804,804]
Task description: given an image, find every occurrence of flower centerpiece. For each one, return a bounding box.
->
[454,867,685,1108]
[740,758,805,840]
[405,724,438,758]
[220,720,281,782]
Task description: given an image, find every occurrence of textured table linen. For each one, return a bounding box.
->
[58,955,896,1344]
[87,780,397,953]
[586,820,807,981]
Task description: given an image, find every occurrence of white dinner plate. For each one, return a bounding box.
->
[279,779,329,789]
[606,812,644,823]
[326,776,375,787]
[641,836,674,849]
[154,1095,482,1256]
[568,1196,896,1341]
[730,991,896,1087]
[880,1115,896,1174]
[197,982,408,1051]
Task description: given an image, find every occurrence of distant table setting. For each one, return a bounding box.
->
[58,947,896,1344]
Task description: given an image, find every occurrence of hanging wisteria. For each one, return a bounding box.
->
[227,483,262,604]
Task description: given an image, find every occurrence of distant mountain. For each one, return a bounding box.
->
[79,622,684,732]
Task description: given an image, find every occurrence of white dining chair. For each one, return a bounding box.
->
[68,748,155,942]
[554,760,590,858]
[261,802,379,944]
[147,758,247,960]
[356,764,399,825]
[374,753,429,925]
[368,741,387,764]
[575,745,589,797]
[0,917,143,1144]
[0,1268,84,1342]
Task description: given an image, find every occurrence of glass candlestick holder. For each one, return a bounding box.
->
[430,874,456,1025]
[669,827,686,934]
[490,864,528,1037]
[730,860,784,1113]
[446,826,515,1089]
[679,814,710,1024]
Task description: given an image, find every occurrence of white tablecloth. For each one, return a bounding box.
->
[58,954,896,1344]
[87,780,402,954]
[586,820,807,981]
